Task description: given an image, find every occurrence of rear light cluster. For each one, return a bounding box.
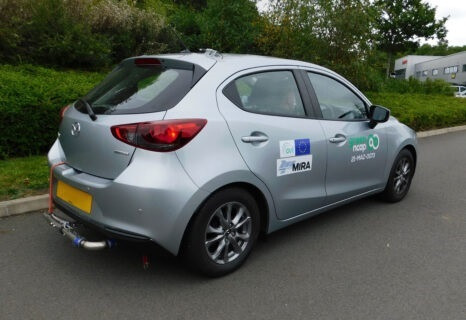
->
[111,119,207,152]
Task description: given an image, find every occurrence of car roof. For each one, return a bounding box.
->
[141,52,371,105]
[143,52,334,75]
[140,52,365,101]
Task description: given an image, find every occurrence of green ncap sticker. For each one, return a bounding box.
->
[349,134,380,152]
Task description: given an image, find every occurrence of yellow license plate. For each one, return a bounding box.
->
[56,180,92,214]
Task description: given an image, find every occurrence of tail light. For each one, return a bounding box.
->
[111,119,207,152]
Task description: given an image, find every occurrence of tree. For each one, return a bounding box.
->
[259,0,379,88]
[412,43,466,56]
[165,0,262,53]
[199,0,262,53]
[375,0,448,76]
[173,0,207,10]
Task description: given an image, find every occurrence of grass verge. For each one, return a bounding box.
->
[0,155,49,201]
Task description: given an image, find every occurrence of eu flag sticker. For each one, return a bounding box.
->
[294,139,311,156]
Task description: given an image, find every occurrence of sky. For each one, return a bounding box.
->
[425,0,466,46]
[256,0,466,47]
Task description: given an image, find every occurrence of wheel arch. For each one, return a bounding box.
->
[179,181,271,256]
[402,144,417,174]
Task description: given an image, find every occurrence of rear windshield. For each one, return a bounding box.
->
[76,59,202,115]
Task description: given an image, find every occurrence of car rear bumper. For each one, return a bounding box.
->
[53,202,151,241]
[48,139,210,255]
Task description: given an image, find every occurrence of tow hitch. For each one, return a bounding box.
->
[43,212,116,250]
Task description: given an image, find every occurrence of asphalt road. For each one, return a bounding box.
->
[1,132,465,320]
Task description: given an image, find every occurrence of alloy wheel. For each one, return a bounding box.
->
[204,202,252,264]
[393,157,411,195]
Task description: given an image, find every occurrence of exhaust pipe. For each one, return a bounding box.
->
[43,212,116,250]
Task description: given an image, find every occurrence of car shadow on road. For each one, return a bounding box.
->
[43,195,393,284]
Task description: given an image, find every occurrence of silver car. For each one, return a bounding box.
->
[46,52,417,276]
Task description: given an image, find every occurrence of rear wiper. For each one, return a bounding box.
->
[78,98,97,121]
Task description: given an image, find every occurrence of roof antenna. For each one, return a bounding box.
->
[169,24,190,53]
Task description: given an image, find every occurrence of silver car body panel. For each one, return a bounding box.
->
[59,106,165,179]
[49,53,417,255]
[214,66,327,220]
[49,141,209,255]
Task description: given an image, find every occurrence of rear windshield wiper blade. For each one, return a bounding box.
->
[78,98,97,121]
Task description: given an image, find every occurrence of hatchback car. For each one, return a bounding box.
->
[46,52,417,276]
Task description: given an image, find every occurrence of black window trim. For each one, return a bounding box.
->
[222,68,318,119]
[300,69,371,122]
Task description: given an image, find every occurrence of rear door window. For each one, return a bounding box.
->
[223,71,306,117]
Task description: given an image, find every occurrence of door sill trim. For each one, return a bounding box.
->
[281,188,383,222]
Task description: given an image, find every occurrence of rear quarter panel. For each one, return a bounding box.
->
[164,64,278,235]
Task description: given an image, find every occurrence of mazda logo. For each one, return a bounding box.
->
[71,122,81,136]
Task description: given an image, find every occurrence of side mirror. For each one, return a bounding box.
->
[369,105,390,129]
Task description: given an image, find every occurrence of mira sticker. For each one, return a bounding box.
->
[280,139,311,158]
[277,155,313,176]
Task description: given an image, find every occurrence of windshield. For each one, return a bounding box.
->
[76,59,196,115]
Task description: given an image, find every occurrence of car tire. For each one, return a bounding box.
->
[183,188,260,277]
[382,149,415,203]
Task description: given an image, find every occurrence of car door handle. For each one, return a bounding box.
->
[241,135,269,143]
[329,136,346,143]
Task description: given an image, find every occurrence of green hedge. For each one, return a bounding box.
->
[0,0,171,68]
[0,65,104,158]
[366,92,466,131]
[376,77,454,96]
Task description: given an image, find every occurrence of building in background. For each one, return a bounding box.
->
[394,52,466,85]
[393,55,439,79]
